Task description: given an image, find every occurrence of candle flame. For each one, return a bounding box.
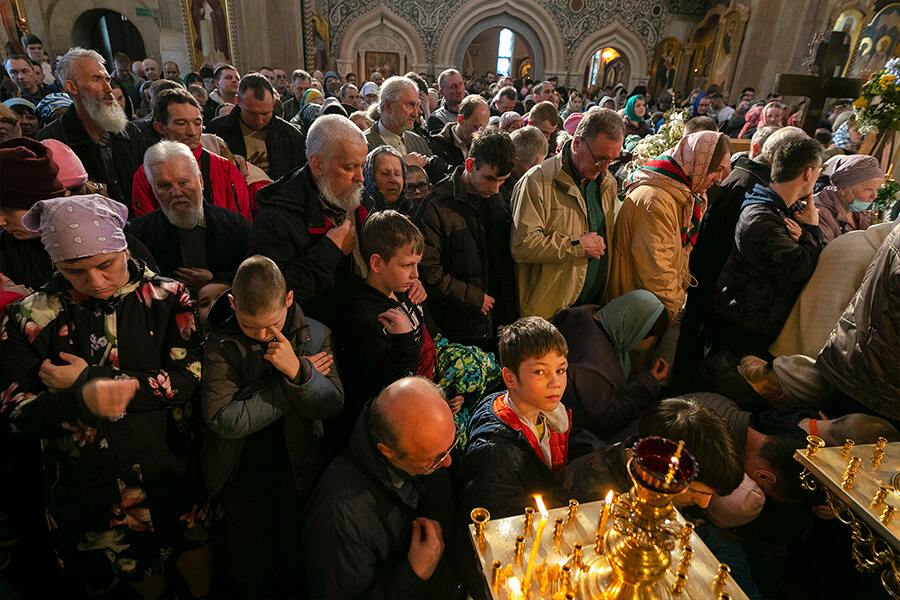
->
[535,494,549,518]
[509,576,522,594]
[605,490,614,504]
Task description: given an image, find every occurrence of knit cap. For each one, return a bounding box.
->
[0,137,66,209]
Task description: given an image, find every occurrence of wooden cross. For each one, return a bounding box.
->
[774,31,866,136]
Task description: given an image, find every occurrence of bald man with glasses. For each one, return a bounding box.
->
[510,108,625,319]
[303,377,459,599]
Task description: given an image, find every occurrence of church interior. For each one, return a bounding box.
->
[1,0,900,599]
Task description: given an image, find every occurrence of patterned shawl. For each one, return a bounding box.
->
[627,130,726,246]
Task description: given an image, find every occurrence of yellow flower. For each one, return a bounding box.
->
[880,74,896,87]
[854,97,868,108]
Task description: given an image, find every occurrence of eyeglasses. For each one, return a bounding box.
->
[582,137,619,167]
[407,183,430,193]
[417,430,463,474]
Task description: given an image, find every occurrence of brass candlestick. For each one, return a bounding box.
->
[524,506,534,535]
[514,535,524,566]
[491,560,502,590]
[882,504,896,525]
[572,542,585,570]
[471,507,490,553]
[672,571,687,595]
[553,517,564,542]
[714,563,731,594]
[842,456,862,490]
[873,437,888,467]
[679,546,694,573]
[806,435,825,457]
[842,439,855,459]
[681,521,694,550]
[567,499,579,523]
[574,436,704,600]
[872,483,893,508]
[560,565,572,594]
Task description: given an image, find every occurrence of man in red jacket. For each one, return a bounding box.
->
[132,88,252,221]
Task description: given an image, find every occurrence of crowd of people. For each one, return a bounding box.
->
[0,35,898,600]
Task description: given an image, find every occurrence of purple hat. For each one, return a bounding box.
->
[830,154,883,188]
[22,194,129,263]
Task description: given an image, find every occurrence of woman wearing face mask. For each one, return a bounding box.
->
[814,154,882,243]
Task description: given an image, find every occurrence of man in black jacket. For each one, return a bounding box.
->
[428,94,490,170]
[414,128,518,349]
[247,114,367,327]
[205,73,305,181]
[676,126,804,374]
[303,377,458,599]
[713,137,825,358]
[38,47,147,212]
[125,141,248,292]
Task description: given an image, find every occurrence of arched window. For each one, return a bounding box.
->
[496,28,514,77]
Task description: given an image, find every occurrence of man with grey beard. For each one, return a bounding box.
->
[39,47,148,212]
[248,114,368,327]
[126,140,249,292]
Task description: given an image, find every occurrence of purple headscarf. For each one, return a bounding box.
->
[22,194,129,263]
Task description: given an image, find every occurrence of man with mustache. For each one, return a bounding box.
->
[38,47,148,212]
[126,140,249,293]
[248,114,369,327]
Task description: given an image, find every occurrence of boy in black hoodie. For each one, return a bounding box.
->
[201,255,343,598]
[333,210,462,449]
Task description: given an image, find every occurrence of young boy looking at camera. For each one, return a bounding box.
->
[201,255,343,597]
[461,316,572,519]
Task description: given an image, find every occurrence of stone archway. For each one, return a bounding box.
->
[336,6,427,79]
[46,0,160,60]
[435,0,564,79]
[569,24,648,91]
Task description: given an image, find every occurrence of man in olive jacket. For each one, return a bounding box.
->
[510,109,623,319]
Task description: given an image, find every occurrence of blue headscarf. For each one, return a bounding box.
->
[624,95,645,123]
[691,92,709,118]
[34,93,73,128]
[594,290,665,375]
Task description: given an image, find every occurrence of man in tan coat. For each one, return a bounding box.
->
[510,109,624,319]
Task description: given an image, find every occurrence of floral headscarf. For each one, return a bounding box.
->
[738,105,763,139]
[364,145,412,215]
[628,130,727,246]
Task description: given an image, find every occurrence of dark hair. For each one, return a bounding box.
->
[258,65,274,73]
[214,64,238,82]
[339,83,357,98]
[113,52,131,65]
[638,398,743,496]
[291,69,310,83]
[742,87,755,94]
[814,128,832,147]
[153,88,202,124]
[499,316,568,376]
[346,72,357,80]
[3,54,31,69]
[238,72,274,101]
[829,414,900,446]
[710,93,725,101]
[149,78,184,101]
[361,210,425,263]
[459,94,488,120]
[757,434,806,500]
[469,127,516,175]
[529,101,558,126]
[770,137,823,183]
[20,34,42,47]
[683,116,719,136]
[184,72,203,87]
[403,72,428,95]
[109,77,134,119]
[231,255,287,315]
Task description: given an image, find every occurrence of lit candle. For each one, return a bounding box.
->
[665,440,685,485]
[598,489,614,542]
[508,576,524,600]
[522,495,549,592]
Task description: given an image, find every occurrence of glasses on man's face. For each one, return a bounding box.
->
[582,137,619,167]
[417,430,463,474]
[407,182,430,194]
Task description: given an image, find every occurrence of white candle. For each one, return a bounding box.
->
[522,495,549,592]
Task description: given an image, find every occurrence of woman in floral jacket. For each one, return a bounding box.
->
[0,195,210,599]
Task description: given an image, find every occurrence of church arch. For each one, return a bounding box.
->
[569,23,647,91]
[47,0,159,60]
[435,0,564,78]
[336,7,427,79]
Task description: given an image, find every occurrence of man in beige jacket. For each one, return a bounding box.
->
[510,109,624,319]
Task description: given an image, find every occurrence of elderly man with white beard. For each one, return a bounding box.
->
[126,140,249,292]
[248,114,368,327]
[39,47,149,212]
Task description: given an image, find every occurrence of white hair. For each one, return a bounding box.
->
[143,140,200,189]
[378,76,418,114]
[306,114,366,161]
[761,126,807,163]
[56,47,105,86]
